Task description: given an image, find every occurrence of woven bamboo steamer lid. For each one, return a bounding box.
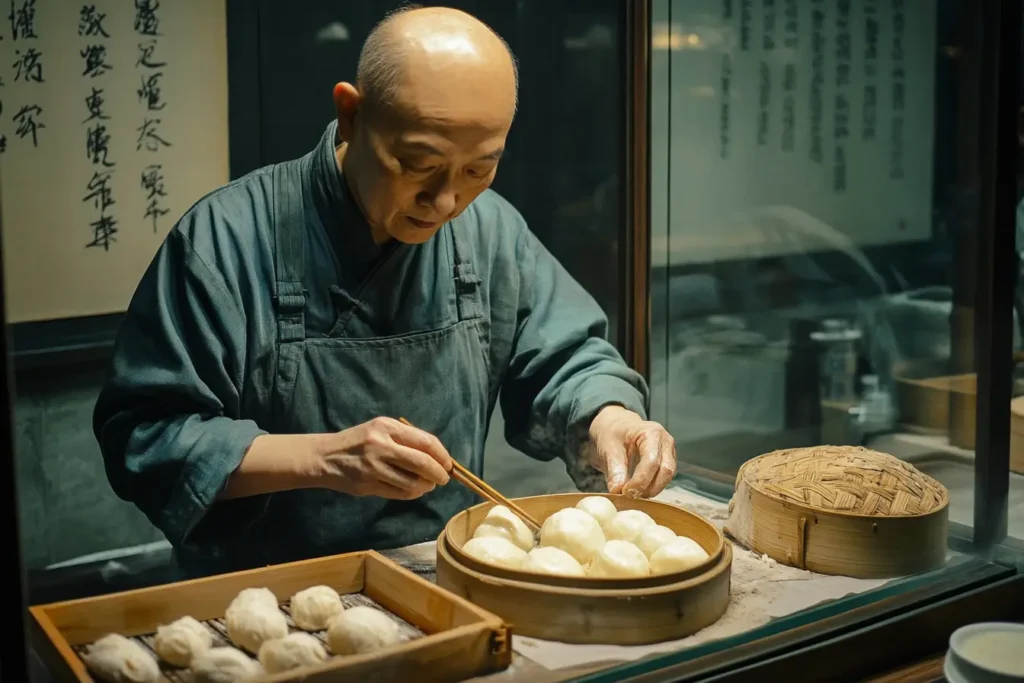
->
[725,445,949,578]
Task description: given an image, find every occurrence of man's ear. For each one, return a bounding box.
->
[333,82,361,141]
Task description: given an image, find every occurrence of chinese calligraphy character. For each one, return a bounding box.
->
[719,54,731,160]
[783,0,798,49]
[13,46,43,82]
[136,118,170,151]
[9,0,37,41]
[86,124,114,166]
[13,103,43,146]
[78,5,110,38]
[0,136,7,154]
[133,0,161,36]
[762,0,776,51]
[137,72,165,110]
[141,164,169,231]
[86,214,118,250]
[136,39,166,68]
[83,169,115,213]
[83,87,110,122]
[141,164,167,198]
[81,44,113,78]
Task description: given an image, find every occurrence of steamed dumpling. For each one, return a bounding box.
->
[521,546,586,576]
[231,587,278,610]
[636,524,677,558]
[575,496,618,526]
[539,508,606,564]
[463,536,528,568]
[191,647,263,683]
[258,632,328,673]
[588,540,651,578]
[81,634,160,683]
[326,605,404,654]
[650,536,710,574]
[473,505,535,551]
[225,594,288,654]
[290,585,344,631]
[153,615,213,667]
[603,509,657,543]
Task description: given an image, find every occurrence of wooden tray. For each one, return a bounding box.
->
[437,527,732,645]
[894,361,1024,451]
[725,446,949,578]
[444,492,725,589]
[31,550,511,683]
[893,362,976,449]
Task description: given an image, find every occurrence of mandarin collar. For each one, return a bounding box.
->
[309,119,386,268]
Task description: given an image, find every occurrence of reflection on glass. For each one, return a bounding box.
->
[1009,18,1024,542]
[651,0,1022,541]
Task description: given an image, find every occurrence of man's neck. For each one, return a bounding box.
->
[334,143,391,246]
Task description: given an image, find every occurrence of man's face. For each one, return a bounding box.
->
[347,108,510,244]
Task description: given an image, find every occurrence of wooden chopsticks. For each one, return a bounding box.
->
[398,418,542,530]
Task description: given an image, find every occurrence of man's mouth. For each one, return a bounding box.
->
[406,216,439,229]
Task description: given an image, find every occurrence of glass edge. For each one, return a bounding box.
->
[568,556,1014,683]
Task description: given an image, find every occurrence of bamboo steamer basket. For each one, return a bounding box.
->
[445,492,725,589]
[725,446,948,578]
[436,493,732,644]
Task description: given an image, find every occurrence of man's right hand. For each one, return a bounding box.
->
[220,418,452,501]
[319,417,452,499]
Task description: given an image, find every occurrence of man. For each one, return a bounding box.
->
[94,5,676,573]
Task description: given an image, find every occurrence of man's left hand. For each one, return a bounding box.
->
[585,406,677,498]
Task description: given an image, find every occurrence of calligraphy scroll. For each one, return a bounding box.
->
[0,0,227,323]
[652,0,935,264]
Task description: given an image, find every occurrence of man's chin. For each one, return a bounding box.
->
[388,223,444,245]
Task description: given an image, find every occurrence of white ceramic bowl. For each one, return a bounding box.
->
[944,622,1024,683]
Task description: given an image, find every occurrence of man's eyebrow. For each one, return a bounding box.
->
[478,148,504,161]
[397,141,504,161]
[399,141,445,155]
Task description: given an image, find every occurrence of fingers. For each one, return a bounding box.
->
[387,419,453,473]
[370,456,427,490]
[365,479,433,501]
[384,442,451,486]
[621,429,663,498]
[645,436,677,497]
[600,440,630,494]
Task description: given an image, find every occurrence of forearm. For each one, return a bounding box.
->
[219,433,330,500]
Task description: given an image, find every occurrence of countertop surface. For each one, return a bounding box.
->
[24,487,932,682]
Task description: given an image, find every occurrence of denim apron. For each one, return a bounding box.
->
[194,157,490,569]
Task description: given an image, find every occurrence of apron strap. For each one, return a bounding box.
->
[271,162,307,343]
[449,222,482,321]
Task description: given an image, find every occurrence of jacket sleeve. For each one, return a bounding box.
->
[93,224,268,548]
[499,222,650,490]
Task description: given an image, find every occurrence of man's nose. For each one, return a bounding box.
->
[422,178,457,216]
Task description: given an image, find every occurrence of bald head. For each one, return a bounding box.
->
[356,5,518,114]
[334,6,518,247]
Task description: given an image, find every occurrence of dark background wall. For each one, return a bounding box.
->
[231,0,628,334]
